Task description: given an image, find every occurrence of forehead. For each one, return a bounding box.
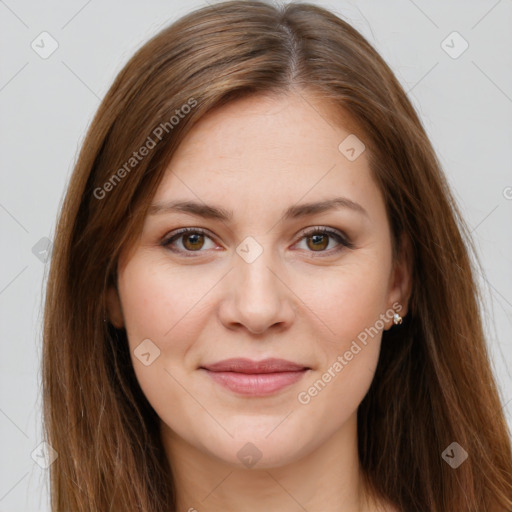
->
[150,92,383,226]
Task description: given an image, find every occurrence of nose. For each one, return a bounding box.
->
[217,244,296,335]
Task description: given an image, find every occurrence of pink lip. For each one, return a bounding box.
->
[200,358,310,396]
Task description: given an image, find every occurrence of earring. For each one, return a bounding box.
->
[393,312,403,325]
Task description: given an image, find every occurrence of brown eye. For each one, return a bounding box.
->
[162,228,217,254]
[182,232,205,251]
[306,233,329,251]
[296,227,354,255]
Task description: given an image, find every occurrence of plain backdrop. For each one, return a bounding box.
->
[0,0,511,510]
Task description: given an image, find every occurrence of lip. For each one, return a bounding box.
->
[201,357,308,373]
[200,358,310,396]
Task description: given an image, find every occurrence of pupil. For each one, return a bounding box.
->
[310,234,327,250]
[185,233,203,250]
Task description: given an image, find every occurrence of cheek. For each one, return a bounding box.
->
[118,256,216,350]
[292,255,391,345]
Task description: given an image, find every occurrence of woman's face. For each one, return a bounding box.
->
[108,91,410,469]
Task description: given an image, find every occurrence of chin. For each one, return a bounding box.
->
[203,427,310,470]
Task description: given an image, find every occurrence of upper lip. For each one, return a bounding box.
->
[200,358,309,374]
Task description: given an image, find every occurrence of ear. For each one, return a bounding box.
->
[106,284,125,328]
[385,233,413,329]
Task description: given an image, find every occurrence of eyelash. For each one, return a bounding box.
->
[161,226,354,257]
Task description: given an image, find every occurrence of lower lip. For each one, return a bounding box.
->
[202,369,308,396]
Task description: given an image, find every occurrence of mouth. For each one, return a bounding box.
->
[199,358,310,396]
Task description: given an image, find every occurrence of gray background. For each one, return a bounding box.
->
[1,0,511,510]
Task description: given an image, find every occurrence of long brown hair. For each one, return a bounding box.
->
[42,1,512,510]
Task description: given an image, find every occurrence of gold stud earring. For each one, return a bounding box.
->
[393,312,403,325]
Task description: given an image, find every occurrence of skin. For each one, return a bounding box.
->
[107,90,411,512]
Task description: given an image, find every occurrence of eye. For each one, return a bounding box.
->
[293,226,354,255]
[161,227,218,255]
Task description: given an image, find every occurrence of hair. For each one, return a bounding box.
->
[42,1,512,510]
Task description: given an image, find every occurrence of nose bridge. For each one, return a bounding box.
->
[235,234,281,304]
[220,234,294,333]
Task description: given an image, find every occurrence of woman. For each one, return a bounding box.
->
[42,1,512,510]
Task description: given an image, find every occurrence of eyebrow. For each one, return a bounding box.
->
[148,197,369,221]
